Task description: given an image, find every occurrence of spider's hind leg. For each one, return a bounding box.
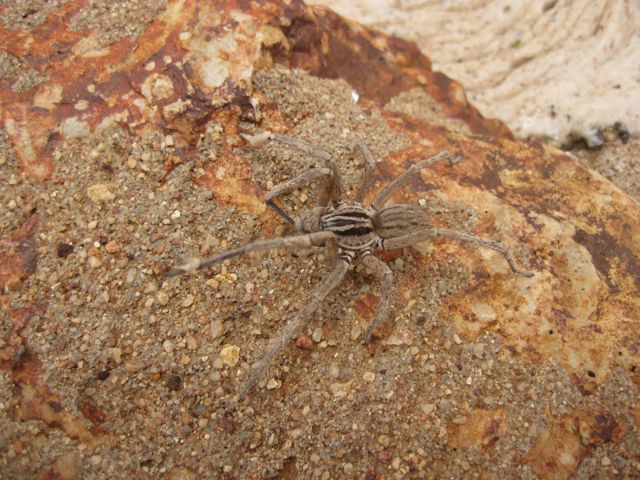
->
[360,254,395,344]
[381,227,534,277]
[239,259,350,399]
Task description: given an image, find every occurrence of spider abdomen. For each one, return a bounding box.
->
[374,204,429,239]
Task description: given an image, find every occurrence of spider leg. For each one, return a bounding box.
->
[240,259,350,399]
[360,254,395,344]
[370,150,459,210]
[265,167,333,225]
[380,227,534,277]
[166,231,337,277]
[354,142,376,203]
[268,132,343,204]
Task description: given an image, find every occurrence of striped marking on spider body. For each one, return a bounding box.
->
[320,203,379,254]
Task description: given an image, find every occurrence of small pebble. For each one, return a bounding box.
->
[421,403,435,415]
[88,256,102,269]
[453,333,462,345]
[166,375,182,391]
[350,324,362,340]
[105,240,120,253]
[90,455,102,466]
[601,456,611,466]
[377,435,390,447]
[186,336,197,350]
[363,371,375,383]
[452,416,468,425]
[266,378,281,390]
[162,340,174,353]
[87,184,115,202]
[126,269,137,283]
[391,457,401,470]
[210,320,224,339]
[295,336,313,350]
[180,355,190,365]
[111,347,122,364]
[181,294,194,308]
[219,344,239,367]
[156,292,169,306]
[312,327,323,343]
[377,451,392,464]
[329,380,352,399]
[57,242,74,258]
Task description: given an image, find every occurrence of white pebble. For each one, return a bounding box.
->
[312,327,323,343]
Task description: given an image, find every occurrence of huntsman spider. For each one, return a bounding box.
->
[168,131,533,398]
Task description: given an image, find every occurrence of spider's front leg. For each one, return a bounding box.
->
[242,130,344,225]
[166,231,336,277]
[370,150,458,211]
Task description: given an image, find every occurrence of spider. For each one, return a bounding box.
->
[167,131,533,399]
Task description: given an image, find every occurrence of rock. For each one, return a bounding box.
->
[266,378,281,390]
[162,340,174,353]
[377,451,392,465]
[362,371,375,383]
[329,380,353,399]
[312,327,323,343]
[295,335,313,349]
[87,256,102,269]
[181,294,194,308]
[219,345,240,367]
[105,240,120,253]
[210,320,225,339]
[56,242,74,258]
[86,184,115,203]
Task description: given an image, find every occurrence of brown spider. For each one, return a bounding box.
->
[168,131,533,398]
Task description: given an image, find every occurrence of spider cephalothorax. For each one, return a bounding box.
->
[168,130,533,399]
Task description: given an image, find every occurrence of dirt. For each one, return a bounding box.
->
[1,62,639,479]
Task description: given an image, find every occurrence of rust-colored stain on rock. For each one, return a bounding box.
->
[447,408,507,450]
[526,409,623,480]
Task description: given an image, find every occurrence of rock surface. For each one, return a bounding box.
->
[1,1,639,479]
[310,0,640,146]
